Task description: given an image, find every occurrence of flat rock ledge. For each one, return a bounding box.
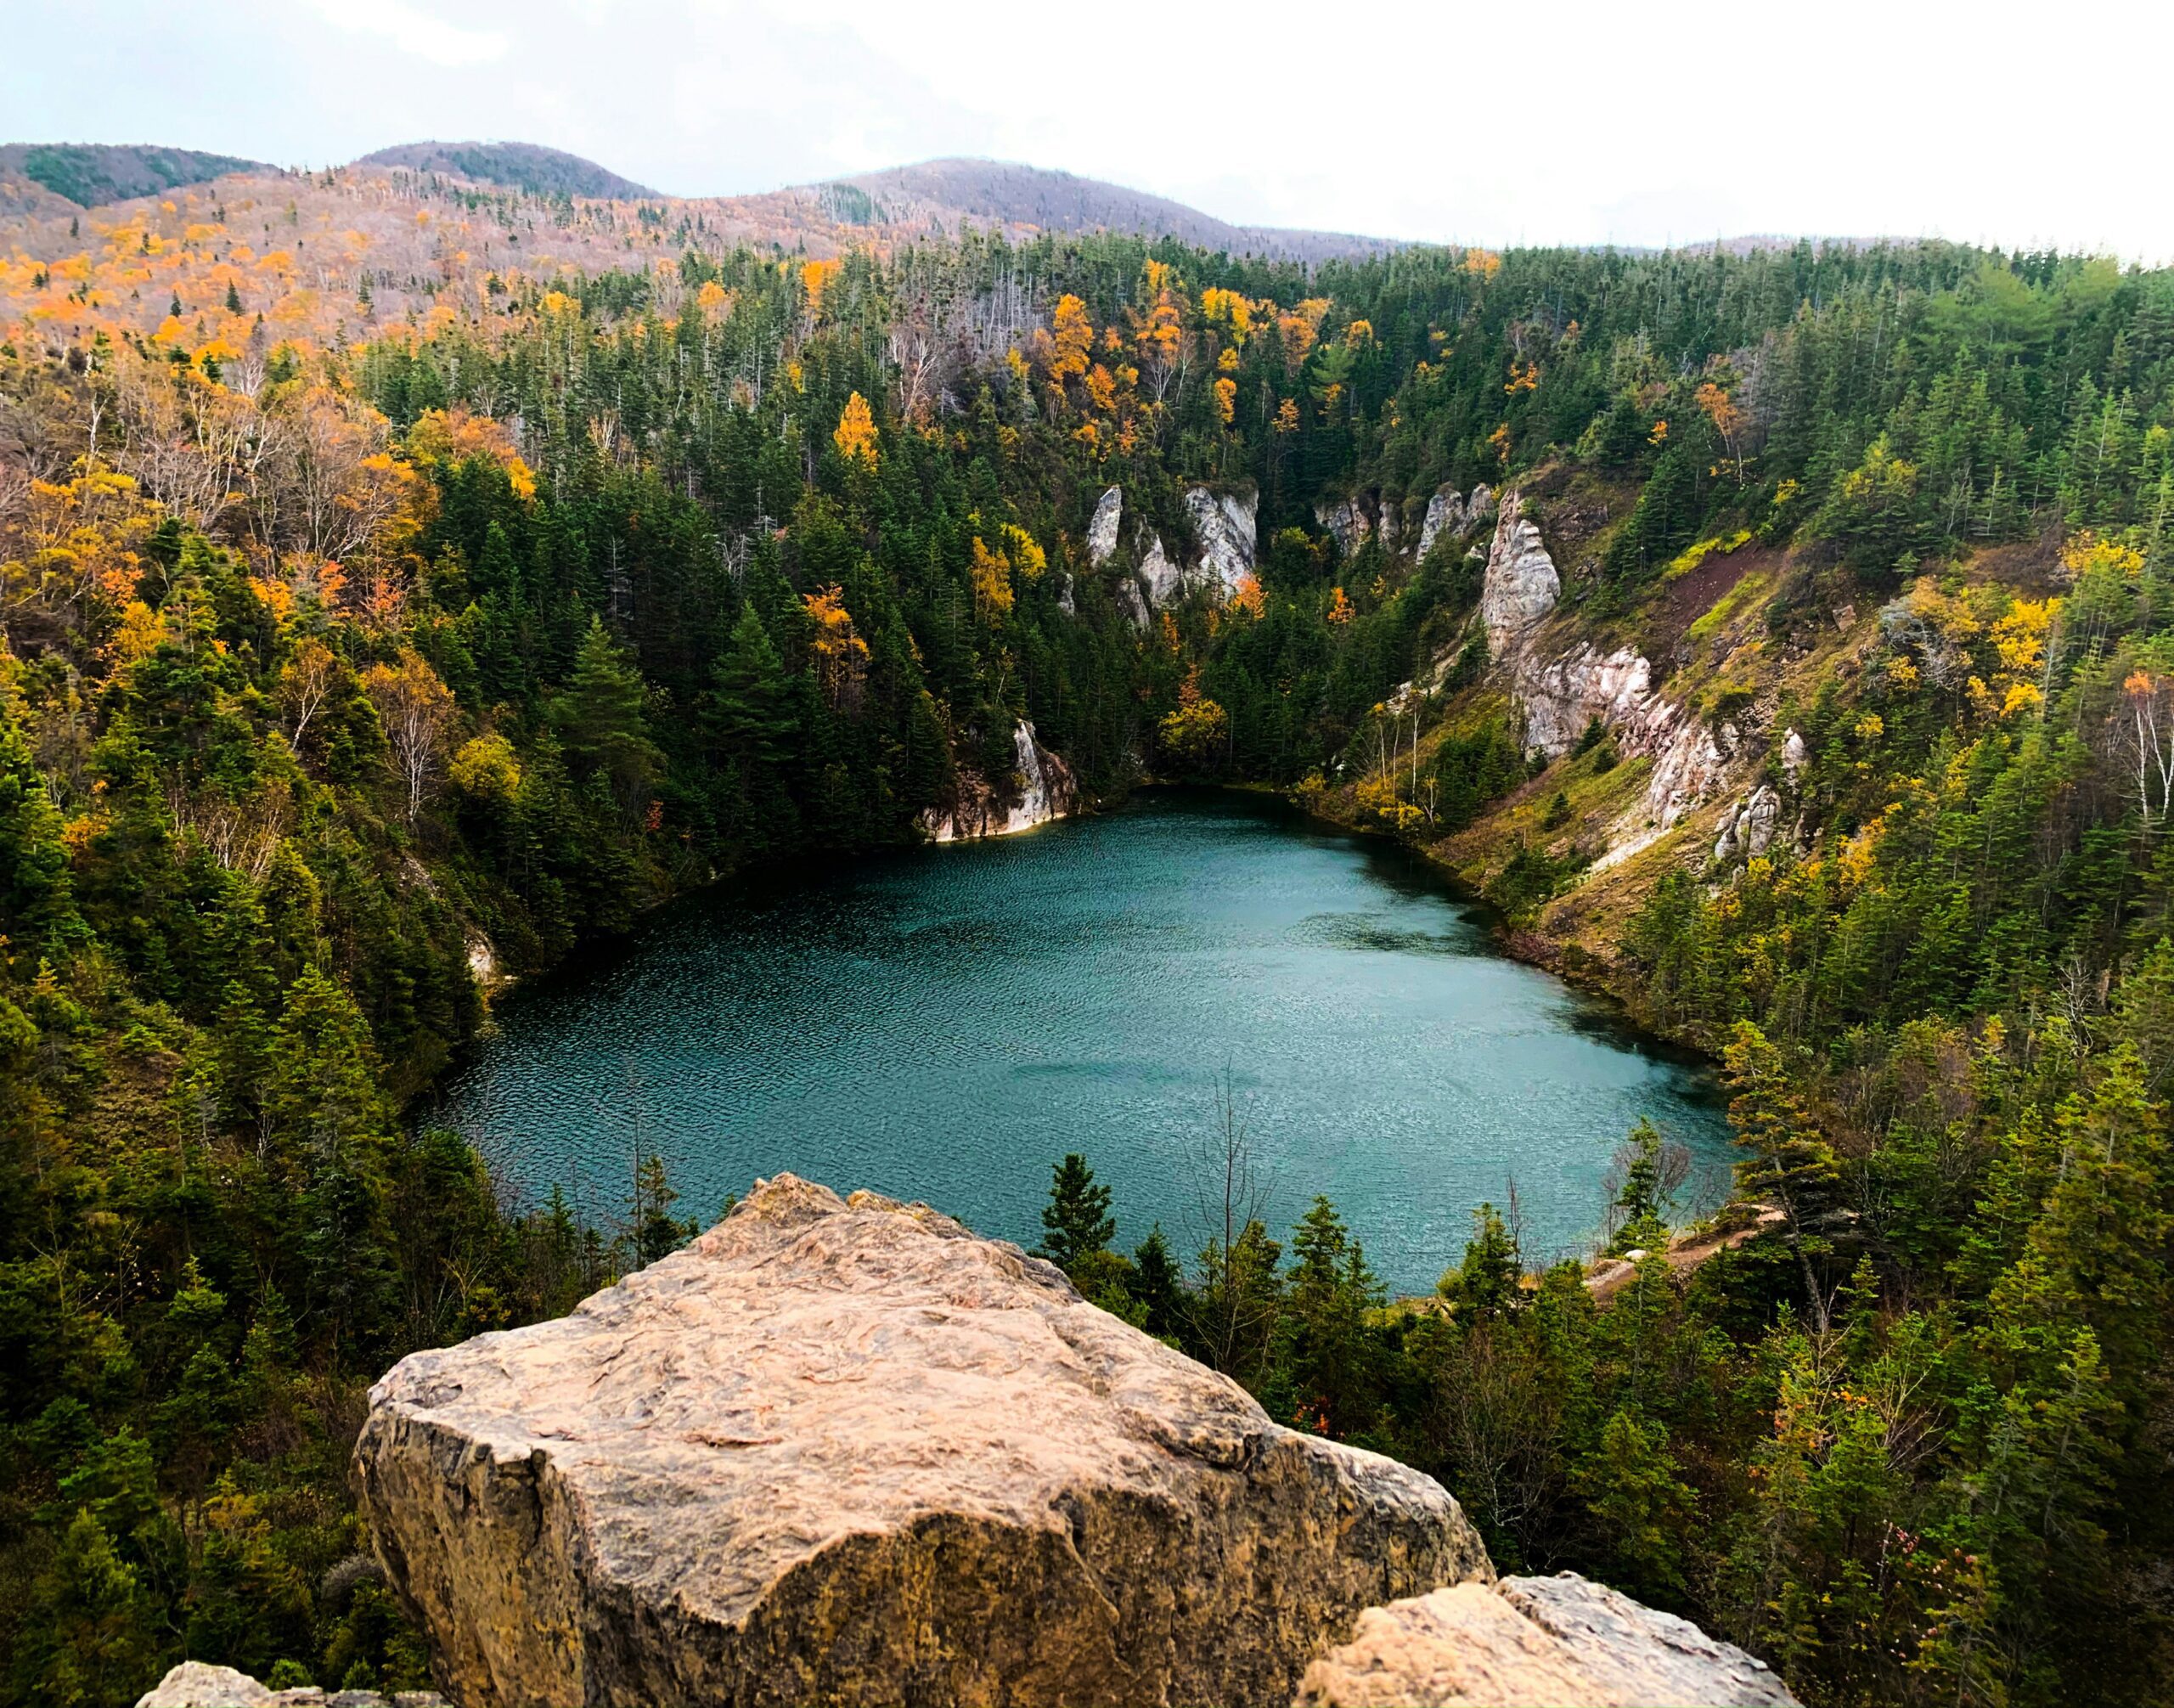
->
[1297,1573,1799,1707]
[133,1660,445,1707]
[354,1174,1490,1708]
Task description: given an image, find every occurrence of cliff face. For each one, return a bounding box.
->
[1475,488,1740,835]
[1088,483,1258,624]
[921,719,1078,841]
[355,1175,1489,1707]
[1479,491,1563,656]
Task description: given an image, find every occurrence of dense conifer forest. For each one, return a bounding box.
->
[3,219,2171,1703]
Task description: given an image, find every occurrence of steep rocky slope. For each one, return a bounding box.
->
[1309,463,1872,997]
[921,719,1079,839]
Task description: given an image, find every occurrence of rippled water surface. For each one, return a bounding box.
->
[443,792,1731,1294]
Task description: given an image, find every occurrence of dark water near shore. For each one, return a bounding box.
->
[442,792,1732,1294]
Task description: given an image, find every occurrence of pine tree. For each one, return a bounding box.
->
[1605,1119,1672,1257]
[1131,1226,1183,1338]
[1280,1197,1385,1435]
[552,615,661,810]
[631,1154,694,1266]
[1577,1409,1698,1604]
[1038,1153,1115,1270]
[706,604,799,770]
[0,691,80,948]
[1440,1202,1522,1316]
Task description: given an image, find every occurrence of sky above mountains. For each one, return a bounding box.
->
[9,0,2173,257]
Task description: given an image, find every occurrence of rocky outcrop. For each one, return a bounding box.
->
[1135,528,1185,609]
[1416,484,1494,561]
[1713,784,1783,864]
[921,719,1078,841]
[1779,728,1805,775]
[1515,645,1654,757]
[132,1663,444,1707]
[1086,485,1123,567]
[1095,485,1255,613]
[1316,494,1372,557]
[356,1175,1491,1708]
[1642,713,1738,827]
[1186,483,1258,594]
[1298,1574,1798,1707]
[1506,642,1734,826]
[1445,490,1741,831]
[1480,492,1560,656]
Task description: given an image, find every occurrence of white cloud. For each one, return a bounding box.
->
[306,0,507,67]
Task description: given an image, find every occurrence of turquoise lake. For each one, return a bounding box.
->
[441,792,1732,1295]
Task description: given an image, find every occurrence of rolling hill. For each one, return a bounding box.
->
[355,140,660,200]
[0,142,273,206]
[814,158,1402,262]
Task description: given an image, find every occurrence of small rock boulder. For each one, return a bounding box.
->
[1297,1573,1799,1707]
[356,1175,1490,1708]
[132,1661,446,1707]
[135,1666,275,1708]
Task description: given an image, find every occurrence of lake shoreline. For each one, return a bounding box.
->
[438,792,1736,1294]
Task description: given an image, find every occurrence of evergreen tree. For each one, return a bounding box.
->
[1037,1153,1115,1270]
[551,616,662,811]
[1604,1119,1672,1257]
[1130,1226,1183,1338]
[1723,1023,1844,1328]
[1440,1202,1523,1316]
[1577,1408,1697,1604]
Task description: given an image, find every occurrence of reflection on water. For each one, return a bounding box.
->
[440,791,1731,1294]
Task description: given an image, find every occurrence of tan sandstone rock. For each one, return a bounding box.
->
[356,1175,1490,1708]
[1296,1573,1799,1707]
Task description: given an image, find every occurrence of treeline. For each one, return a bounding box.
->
[3,223,2174,1705]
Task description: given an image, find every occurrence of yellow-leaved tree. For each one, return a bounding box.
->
[833,392,879,469]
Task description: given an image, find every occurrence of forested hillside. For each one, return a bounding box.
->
[3,213,2171,1705]
[352,141,659,201]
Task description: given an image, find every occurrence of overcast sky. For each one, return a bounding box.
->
[8,0,2171,257]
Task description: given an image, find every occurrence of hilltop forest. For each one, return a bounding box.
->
[3,181,2173,1707]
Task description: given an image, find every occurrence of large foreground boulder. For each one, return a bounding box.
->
[1296,1574,1799,1707]
[356,1175,1490,1707]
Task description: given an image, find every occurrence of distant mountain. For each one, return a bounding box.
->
[356,141,658,200]
[0,141,1401,273]
[817,159,1399,263]
[0,142,273,206]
